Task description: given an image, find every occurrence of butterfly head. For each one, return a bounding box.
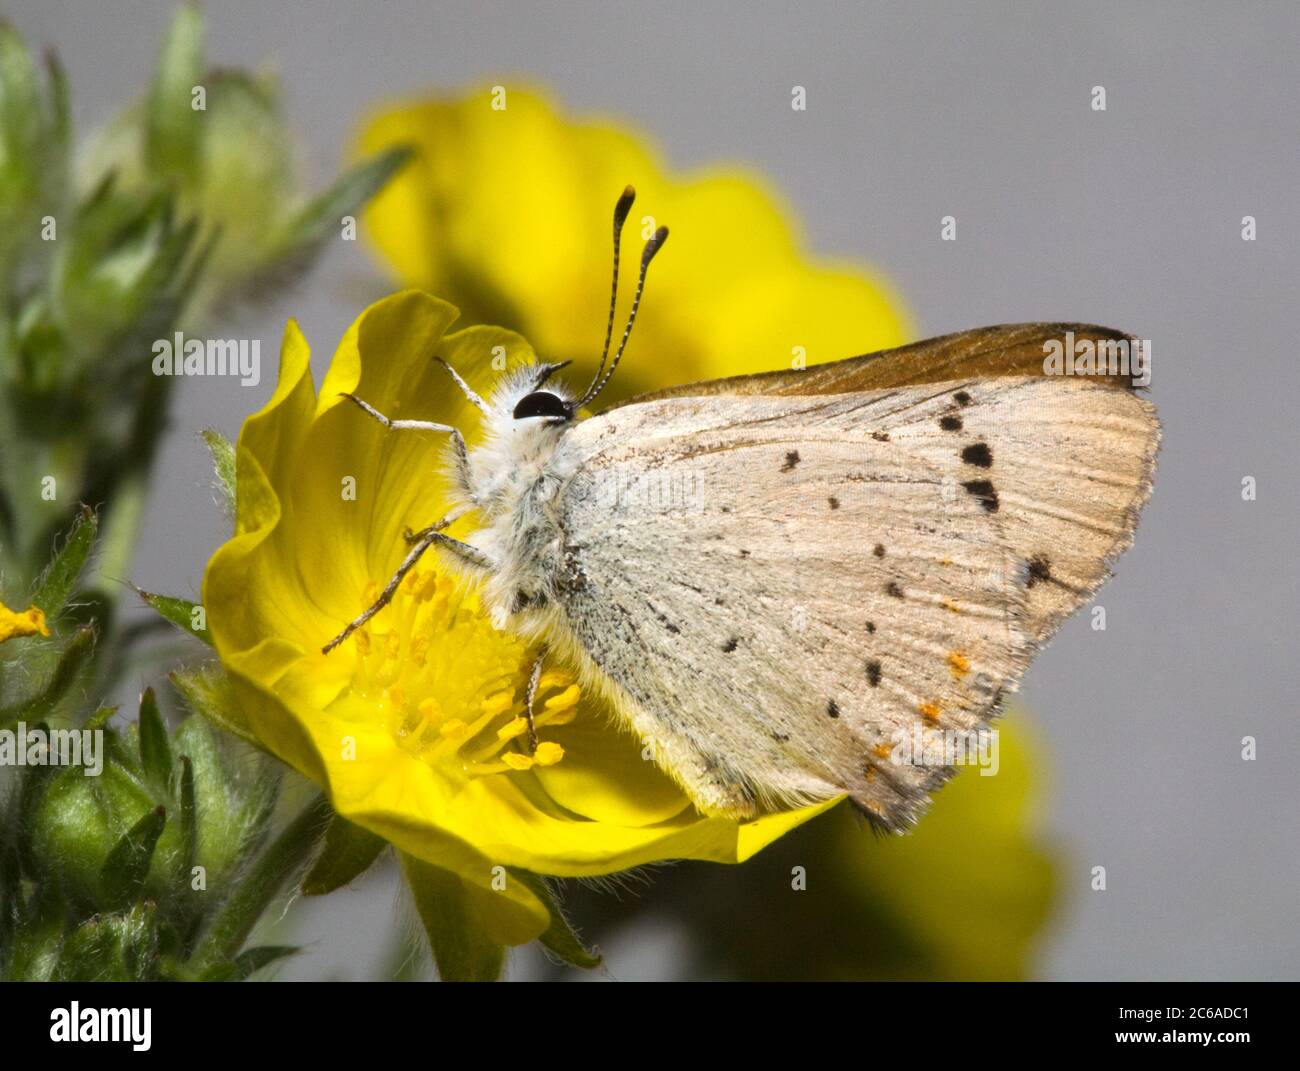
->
[469,187,668,457]
[511,362,577,423]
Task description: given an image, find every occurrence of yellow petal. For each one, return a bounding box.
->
[204,81,917,884]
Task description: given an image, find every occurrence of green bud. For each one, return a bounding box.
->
[0,22,70,289]
[25,736,174,909]
[53,902,160,982]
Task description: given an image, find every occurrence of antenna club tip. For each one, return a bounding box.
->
[622,184,636,199]
[615,185,636,225]
[643,225,669,262]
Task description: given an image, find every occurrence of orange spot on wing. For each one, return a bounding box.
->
[947,650,971,680]
[918,701,942,721]
[941,597,961,614]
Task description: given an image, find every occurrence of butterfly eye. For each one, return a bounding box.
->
[512,391,572,421]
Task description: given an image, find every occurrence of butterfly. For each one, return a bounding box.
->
[324,186,1159,832]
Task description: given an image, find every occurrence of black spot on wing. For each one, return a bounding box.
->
[940,415,963,432]
[873,543,886,558]
[954,390,972,405]
[961,479,999,512]
[721,637,739,653]
[782,450,801,472]
[961,442,993,468]
[885,582,904,598]
[866,620,876,634]
[866,660,882,687]
[827,699,841,719]
[828,496,840,510]
[1026,555,1052,587]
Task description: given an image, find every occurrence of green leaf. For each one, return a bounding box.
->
[400,854,505,982]
[145,2,204,179]
[100,806,167,909]
[133,587,211,645]
[137,686,172,793]
[200,944,298,981]
[201,427,236,515]
[169,665,260,749]
[509,869,601,970]
[0,625,96,729]
[29,506,97,616]
[177,755,197,879]
[44,48,70,162]
[301,813,387,896]
[84,705,117,732]
[278,145,412,256]
[2,886,65,981]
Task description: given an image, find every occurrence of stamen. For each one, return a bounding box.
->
[534,742,565,767]
[342,562,579,779]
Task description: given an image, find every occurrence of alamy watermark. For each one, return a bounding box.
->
[593,470,709,513]
[0,721,103,776]
[1042,331,1151,387]
[889,724,999,776]
[152,331,261,386]
[50,1003,150,1051]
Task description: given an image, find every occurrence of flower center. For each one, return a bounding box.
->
[343,568,575,777]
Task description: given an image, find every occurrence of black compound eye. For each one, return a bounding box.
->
[512,391,571,421]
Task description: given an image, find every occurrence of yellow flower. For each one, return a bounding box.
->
[357,87,911,403]
[203,292,834,944]
[0,602,49,644]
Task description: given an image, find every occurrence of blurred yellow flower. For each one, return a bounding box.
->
[357,86,911,402]
[0,602,49,644]
[203,292,835,945]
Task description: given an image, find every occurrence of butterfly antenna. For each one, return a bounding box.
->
[581,185,637,405]
[582,223,669,406]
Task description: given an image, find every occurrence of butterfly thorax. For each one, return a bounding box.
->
[458,366,583,632]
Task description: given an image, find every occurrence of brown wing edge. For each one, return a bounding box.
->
[608,322,1146,409]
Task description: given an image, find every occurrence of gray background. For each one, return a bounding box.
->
[11,0,1297,980]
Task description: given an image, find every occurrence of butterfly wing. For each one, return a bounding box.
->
[554,373,1156,829]
[610,324,1158,642]
[612,322,1144,402]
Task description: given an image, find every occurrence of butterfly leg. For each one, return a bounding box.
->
[402,502,471,544]
[321,514,493,654]
[523,645,547,753]
[434,357,490,415]
[339,392,476,504]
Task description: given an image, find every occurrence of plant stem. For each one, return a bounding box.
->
[191,793,331,970]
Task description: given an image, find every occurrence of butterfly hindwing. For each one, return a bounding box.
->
[542,321,1159,828]
[554,391,1035,828]
[883,376,1158,641]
